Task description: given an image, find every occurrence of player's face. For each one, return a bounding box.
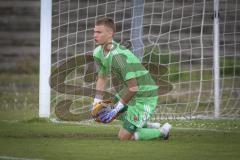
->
[94,25,113,45]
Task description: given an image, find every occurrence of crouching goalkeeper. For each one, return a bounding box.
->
[92,17,172,141]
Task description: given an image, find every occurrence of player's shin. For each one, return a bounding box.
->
[134,123,172,140]
[134,128,161,140]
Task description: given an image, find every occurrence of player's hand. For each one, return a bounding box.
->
[98,101,124,123]
[99,108,118,123]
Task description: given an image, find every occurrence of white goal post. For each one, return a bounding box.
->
[39,0,52,118]
[39,0,240,120]
[213,0,220,118]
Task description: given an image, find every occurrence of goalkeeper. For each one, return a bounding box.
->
[92,17,172,140]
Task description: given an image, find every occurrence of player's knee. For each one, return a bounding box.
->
[117,133,124,140]
[118,134,130,140]
[118,131,133,141]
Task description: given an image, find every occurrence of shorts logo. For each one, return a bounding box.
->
[134,115,138,122]
[129,125,134,130]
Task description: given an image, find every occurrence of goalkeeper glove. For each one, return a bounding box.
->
[99,101,124,123]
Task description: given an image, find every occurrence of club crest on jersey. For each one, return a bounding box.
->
[134,115,138,122]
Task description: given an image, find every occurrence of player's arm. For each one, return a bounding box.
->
[92,54,108,104]
[119,78,138,104]
[95,75,107,100]
[92,75,107,113]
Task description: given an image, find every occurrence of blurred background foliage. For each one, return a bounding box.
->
[0,0,40,120]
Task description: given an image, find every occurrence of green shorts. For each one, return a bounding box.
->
[122,96,158,133]
[126,96,158,128]
[115,93,158,132]
[123,118,137,133]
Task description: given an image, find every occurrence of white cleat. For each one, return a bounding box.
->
[160,122,172,140]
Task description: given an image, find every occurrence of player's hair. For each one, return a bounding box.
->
[96,17,116,33]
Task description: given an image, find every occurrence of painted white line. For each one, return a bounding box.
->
[50,118,121,128]
[0,156,43,160]
[174,127,240,133]
[50,119,240,133]
[2,119,239,133]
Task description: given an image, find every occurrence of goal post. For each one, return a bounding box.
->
[39,0,240,120]
[213,0,220,118]
[39,0,52,118]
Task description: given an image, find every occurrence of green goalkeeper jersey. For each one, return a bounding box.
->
[93,41,158,100]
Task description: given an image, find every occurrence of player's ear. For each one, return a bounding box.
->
[106,27,114,36]
[108,30,114,37]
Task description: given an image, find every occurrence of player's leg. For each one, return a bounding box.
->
[134,122,172,140]
[119,117,171,141]
[118,118,136,140]
[125,97,171,140]
[118,127,134,140]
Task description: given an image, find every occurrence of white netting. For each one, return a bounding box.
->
[50,0,240,120]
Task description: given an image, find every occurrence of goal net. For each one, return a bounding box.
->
[49,0,240,121]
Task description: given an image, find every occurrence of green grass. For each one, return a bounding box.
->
[0,119,240,160]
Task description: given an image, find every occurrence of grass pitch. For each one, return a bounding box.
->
[1,74,240,160]
[0,119,240,160]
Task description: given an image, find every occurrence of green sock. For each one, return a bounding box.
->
[134,128,161,140]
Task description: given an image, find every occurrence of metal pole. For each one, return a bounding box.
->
[39,0,52,118]
[213,0,220,118]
